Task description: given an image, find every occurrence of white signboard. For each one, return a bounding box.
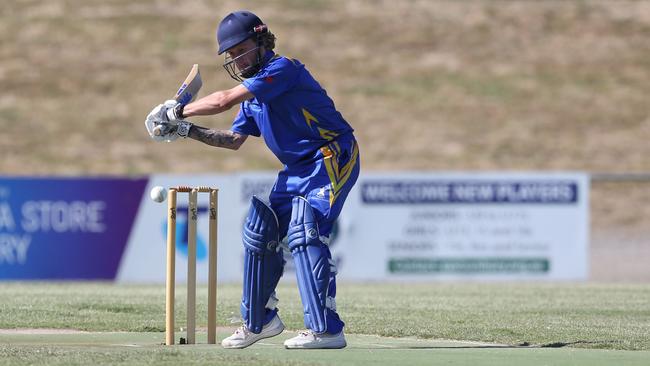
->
[345,172,589,281]
[117,174,243,283]
[117,172,589,282]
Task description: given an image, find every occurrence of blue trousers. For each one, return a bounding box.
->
[268,135,360,333]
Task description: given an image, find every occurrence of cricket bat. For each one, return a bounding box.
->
[174,64,202,105]
[153,64,202,136]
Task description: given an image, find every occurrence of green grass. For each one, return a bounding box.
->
[0,282,648,350]
[1,282,648,365]
[2,332,650,366]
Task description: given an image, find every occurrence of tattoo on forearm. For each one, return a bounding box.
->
[188,126,243,150]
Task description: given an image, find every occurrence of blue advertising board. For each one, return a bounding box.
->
[0,177,147,279]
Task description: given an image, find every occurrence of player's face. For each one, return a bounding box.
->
[222,38,266,81]
[226,39,259,73]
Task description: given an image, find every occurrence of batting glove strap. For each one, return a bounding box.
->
[173,103,185,119]
[176,120,193,138]
[164,101,183,121]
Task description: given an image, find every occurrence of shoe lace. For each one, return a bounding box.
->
[235,325,251,336]
[299,330,316,337]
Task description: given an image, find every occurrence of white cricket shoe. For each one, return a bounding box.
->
[221,315,285,349]
[283,330,347,349]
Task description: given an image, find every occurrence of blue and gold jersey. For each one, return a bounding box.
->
[232,51,354,167]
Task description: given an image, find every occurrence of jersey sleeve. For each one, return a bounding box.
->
[243,58,299,103]
[231,104,261,137]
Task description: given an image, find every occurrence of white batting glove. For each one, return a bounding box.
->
[145,104,179,142]
[154,123,180,142]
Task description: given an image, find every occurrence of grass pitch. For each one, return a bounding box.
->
[2,331,649,366]
[0,282,648,365]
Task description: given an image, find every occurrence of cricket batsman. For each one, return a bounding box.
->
[145,10,359,349]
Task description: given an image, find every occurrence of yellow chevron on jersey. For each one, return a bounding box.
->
[302,108,318,128]
[321,140,359,206]
[318,127,338,141]
[303,107,339,141]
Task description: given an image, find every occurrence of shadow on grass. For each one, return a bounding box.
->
[356,340,621,350]
[539,340,620,348]
[355,344,519,350]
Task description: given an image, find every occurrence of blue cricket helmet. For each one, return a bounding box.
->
[217,10,265,55]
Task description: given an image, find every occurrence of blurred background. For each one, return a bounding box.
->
[1,0,649,281]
